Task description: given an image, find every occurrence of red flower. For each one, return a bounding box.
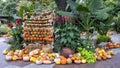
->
[72,17,77,21]
[65,17,70,21]
[55,17,60,22]
[8,23,13,28]
[16,23,20,26]
[62,16,66,19]
[15,19,21,23]
[15,19,22,26]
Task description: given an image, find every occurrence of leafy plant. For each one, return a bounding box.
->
[113,12,120,33]
[80,39,95,52]
[0,24,11,35]
[96,34,111,44]
[54,16,81,52]
[8,19,23,50]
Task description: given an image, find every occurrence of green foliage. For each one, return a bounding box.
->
[80,39,95,52]
[113,12,120,33]
[96,34,111,44]
[8,20,23,50]
[0,24,11,35]
[77,47,96,63]
[19,4,34,18]
[54,17,81,52]
[0,0,19,16]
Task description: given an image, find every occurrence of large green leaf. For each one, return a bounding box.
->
[76,5,90,12]
[93,12,109,20]
[67,0,79,10]
[57,11,74,17]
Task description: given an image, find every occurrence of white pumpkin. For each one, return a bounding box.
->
[106,55,112,59]
[36,60,42,64]
[54,58,60,62]
[43,60,52,64]
[74,60,81,64]
[5,55,12,61]
[81,59,86,64]
[23,56,30,61]
[14,52,18,55]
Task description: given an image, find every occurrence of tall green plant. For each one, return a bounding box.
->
[54,16,81,52]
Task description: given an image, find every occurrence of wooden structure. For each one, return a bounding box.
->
[23,10,54,52]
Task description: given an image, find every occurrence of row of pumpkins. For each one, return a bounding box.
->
[3,48,114,65]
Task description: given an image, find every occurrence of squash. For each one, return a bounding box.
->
[81,59,86,64]
[3,49,8,55]
[74,60,81,64]
[67,58,72,64]
[5,55,12,61]
[106,54,112,59]
[36,60,42,64]
[96,56,102,61]
[60,59,67,64]
[30,57,37,63]
[18,56,23,60]
[12,55,18,61]
[101,56,107,60]
[43,60,52,64]
[24,50,29,54]
[54,58,60,62]
[23,56,30,61]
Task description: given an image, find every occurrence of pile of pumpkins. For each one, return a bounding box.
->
[106,42,120,49]
[3,48,114,65]
[94,48,114,61]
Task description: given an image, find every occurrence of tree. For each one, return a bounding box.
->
[0,0,19,16]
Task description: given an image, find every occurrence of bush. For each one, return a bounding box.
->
[0,24,11,35]
[96,34,111,44]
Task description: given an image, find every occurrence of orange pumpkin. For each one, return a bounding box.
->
[61,59,67,64]
[24,50,29,54]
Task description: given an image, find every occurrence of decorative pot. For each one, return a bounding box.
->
[61,47,74,58]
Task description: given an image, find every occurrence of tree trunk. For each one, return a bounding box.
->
[55,0,67,11]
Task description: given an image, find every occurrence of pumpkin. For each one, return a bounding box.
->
[12,55,18,61]
[96,56,102,61]
[3,49,8,55]
[36,60,42,64]
[60,58,67,64]
[18,53,22,57]
[23,56,30,61]
[67,58,72,64]
[30,57,37,63]
[48,53,53,58]
[24,50,29,54]
[55,61,60,65]
[14,52,19,55]
[101,56,107,60]
[74,60,81,64]
[5,55,12,61]
[18,56,23,60]
[81,59,86,64]
[43,60,52,64]
[54,58,60,62]
[106,54,112,59]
